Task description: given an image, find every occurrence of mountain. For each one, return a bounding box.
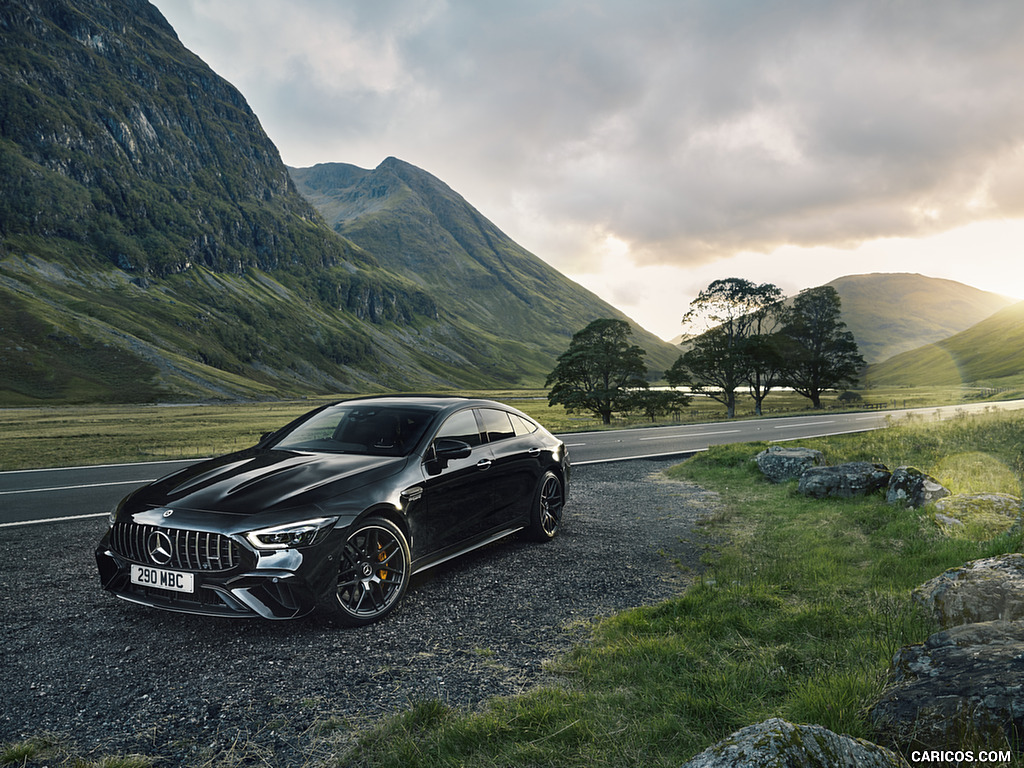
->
[289,159,680,373]
[866,300,1024,387]
[825,273,1017,364]
[0,0,672,404]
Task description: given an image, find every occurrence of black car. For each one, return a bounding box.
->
[96,396,569,625]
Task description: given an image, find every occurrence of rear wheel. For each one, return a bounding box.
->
[528,471,564,542]
[323,517,411,626]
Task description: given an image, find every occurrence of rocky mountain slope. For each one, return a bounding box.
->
[826,273,1016,364]
[0,0,673,404]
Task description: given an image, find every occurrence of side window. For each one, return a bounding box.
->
[479,408,516,443]
[510,413,539,436]
[433,409,482,447]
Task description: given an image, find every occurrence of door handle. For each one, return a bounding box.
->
[528,447,542,456]
[475,459,493,470]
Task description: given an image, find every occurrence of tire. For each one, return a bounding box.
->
[322,517,411,626]
[527,471,564,542]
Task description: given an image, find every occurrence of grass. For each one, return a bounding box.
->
[0,735,153,768]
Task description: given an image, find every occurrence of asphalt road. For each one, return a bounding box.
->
[3,399,1023,527]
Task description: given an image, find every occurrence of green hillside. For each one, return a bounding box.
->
[866,300,1024,387]
[826,273,1016,363]
[289,159,681,374]
[0,0,674,405]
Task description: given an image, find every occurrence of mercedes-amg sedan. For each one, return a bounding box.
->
[96,396,569,625]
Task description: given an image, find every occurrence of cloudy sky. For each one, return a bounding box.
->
[152,0,1024,340]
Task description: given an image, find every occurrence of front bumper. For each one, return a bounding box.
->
[95,530,340,620]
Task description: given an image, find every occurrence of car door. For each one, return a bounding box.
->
[475,407,540,527]
[414,408,496,556]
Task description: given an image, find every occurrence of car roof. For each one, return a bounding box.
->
[335,395,529,418]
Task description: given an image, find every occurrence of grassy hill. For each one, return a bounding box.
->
[290,159,681,374]
[826,273,1017,364]
[0,0,676,404]
[866,300,1024,387]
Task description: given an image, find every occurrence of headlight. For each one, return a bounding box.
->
[245,517,339,550]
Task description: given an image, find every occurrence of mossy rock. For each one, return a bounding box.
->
[928,493,1022,539]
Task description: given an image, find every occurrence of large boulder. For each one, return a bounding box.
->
[681,717,909,767]
[885,466,950,508]
[755,446,825,483]
[798,462,891,499]
[913,553,1024,628]
[929,493,1022,538]
[871,620,1024,754]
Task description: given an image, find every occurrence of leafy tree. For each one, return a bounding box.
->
[780,286,865,409]
[546,319,649,425]
[741,300,788,416]
[629,388,692,422]
[673,278,783,418]
[670,327,743,417]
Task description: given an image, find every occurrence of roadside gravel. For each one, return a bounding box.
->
[0,457,720,765]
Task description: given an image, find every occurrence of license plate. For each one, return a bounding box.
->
[130,564,195,593]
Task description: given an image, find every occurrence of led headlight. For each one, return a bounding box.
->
[245,517,339,550]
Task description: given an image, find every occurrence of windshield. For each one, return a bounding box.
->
[272,404,437,457]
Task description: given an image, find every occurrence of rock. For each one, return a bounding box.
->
[681,717,910,767]
[913,553,1024,628]
[871,620,1024,754]
[929,493,1022,538]
[798,462,891,499]
[755,446,825,483]
[885,466,950,508]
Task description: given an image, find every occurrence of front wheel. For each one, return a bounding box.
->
[322,517,411,626]
[527,471,564,542]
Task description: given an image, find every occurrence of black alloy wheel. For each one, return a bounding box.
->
[528,471,564,542]
[328,517,411,626]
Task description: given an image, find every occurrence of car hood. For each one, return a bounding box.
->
[126,449,409,515]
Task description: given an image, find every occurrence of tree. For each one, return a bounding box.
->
[740,291,789,415]
[546,319,649,425]
[673,278,783,418]
[670,327,744,417]
[629,388,692,422]
[780,286,865,409]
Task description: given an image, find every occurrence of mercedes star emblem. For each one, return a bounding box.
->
[147,530,174,565]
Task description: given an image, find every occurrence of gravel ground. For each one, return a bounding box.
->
[0,457,720,766]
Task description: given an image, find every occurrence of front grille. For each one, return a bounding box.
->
[110,523,241,572]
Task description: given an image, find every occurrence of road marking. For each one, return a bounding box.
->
[0,512,108,528]
[772,421,836,429]
[573,447,707,465]
[770,428,877,443]
[0,458,204,476]
[640,429,740,441]
[0,479,153,496]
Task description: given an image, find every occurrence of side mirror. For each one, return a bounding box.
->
[429,438,472,472]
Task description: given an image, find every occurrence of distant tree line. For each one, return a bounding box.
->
[546,279,864,423]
